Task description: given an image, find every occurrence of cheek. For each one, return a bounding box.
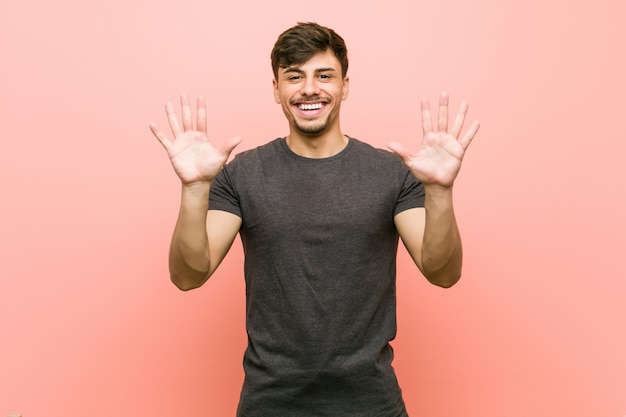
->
[341,86,349,100]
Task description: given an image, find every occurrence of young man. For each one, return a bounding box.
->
[150,22,479,417]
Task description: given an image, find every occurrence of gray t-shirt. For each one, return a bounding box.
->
[210,137,425,417]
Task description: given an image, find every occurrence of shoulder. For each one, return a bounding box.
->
[230,138,283,163]
[348,137,407,170]
[350,137,399,158]
[348,137,423,194]
[222,138,285,174]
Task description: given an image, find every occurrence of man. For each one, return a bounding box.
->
[150,22,479,417]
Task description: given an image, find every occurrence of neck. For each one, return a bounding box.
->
[286,128,348,159]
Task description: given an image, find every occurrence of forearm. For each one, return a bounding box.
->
[421,185,463,288]
[169,182,212,290]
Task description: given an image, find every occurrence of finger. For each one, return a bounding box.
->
[149,122,172,151]
[197,96,207,133]
[387,141,411,161]
[438,92,449,132]
[165,102,182,136]
[450,101,468,138]
[221,136,243,156]
[421,98,433,136]
[180,94,193,132]
[459,120,480,150]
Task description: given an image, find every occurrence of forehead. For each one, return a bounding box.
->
[279,49,341,74]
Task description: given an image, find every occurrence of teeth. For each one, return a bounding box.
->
[299,103,323,110]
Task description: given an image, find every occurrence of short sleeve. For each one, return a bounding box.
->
[394,170,425,216]
[209,164,242,217]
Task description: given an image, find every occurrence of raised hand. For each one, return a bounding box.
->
[388,92,479,188]
[149,94,242,185]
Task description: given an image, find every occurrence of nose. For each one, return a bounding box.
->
[300,76,320,96]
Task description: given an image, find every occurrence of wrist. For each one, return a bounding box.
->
[423,183,454,199]
[181,180,212,197]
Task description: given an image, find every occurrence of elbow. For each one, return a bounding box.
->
[428,272,461,288]
[170,272,208,291]
[421,250,463,288]
[172,279,200,291]
[169,258,211,291]
[423,264,462,288]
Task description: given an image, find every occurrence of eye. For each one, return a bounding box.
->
[318,74,331,79]
[287,75,302,81]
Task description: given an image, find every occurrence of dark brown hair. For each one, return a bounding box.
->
[271,22,349,79]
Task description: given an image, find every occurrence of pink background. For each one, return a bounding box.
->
[1,0,625,416]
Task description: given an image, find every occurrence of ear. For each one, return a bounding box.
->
[273,78,281,104]
[341,76,350,100]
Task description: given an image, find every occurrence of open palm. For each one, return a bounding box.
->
[150,94,241,185]
[388,93,480,188]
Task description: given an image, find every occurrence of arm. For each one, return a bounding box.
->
[168,182,241,290]
[389,93,480,288]
[150,94,242,290]
[394,188,462,288]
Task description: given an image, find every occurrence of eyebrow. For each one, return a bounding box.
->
[282,67,337,74]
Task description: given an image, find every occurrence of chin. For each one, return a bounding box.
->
[295,119,329,135]
[296,126,327,135]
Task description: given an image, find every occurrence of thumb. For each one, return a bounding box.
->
[387,141,410,160]
[221,136,243,155]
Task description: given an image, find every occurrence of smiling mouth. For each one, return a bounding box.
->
[298,102,324,111]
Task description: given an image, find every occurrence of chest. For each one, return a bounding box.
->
[237,159,399,241]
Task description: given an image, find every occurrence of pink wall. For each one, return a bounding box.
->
[1,0,625,416]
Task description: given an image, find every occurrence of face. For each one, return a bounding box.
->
[273,49,349,136]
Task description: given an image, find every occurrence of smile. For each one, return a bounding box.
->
[298,103,324,110]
